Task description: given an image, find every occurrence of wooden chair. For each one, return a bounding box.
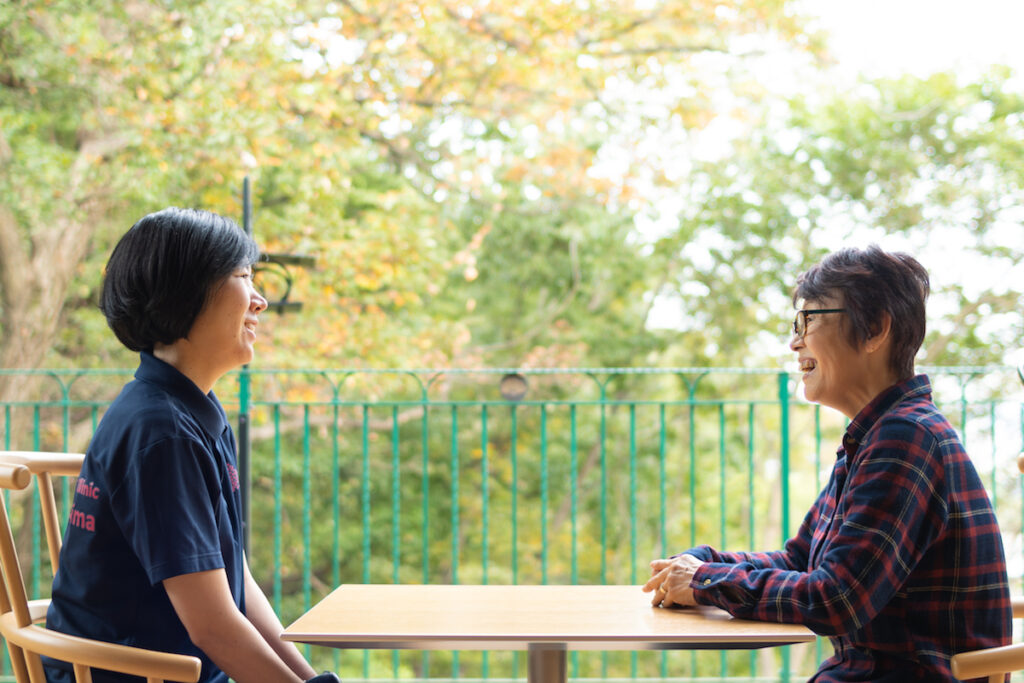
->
[0,462,201,683]
[0,451,85,623]
[949,451,1024,683]
[0,451,85,571]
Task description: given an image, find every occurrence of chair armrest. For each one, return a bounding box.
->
[1012,596,1024,619]
[952,641,1024,681]
[0,614,201,682]
[0,451,84,477]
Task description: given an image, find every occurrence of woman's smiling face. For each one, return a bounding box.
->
[790,294,872,418]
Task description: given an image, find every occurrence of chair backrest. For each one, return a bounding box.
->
[0,461,201,683]
[0,463,34,683]
[0,451,85,572]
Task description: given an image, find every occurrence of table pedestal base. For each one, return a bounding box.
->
[527,645,567,683]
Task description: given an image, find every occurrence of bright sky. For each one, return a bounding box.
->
[803,0,1024,79]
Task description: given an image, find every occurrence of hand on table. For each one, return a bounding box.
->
[642,554,705,608]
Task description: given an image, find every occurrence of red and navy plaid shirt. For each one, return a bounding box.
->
[685,374,1011,682]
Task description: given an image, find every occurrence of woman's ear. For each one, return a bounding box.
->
[864,312,893,354]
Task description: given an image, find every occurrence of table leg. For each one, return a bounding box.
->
[527,645,567,683]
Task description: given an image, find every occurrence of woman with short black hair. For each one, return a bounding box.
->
[45,208,335,683]
[645,245,1011,681]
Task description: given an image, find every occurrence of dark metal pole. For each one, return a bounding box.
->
[239,176,253,553]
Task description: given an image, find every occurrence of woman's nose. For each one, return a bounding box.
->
[251,289,269,313]
[789,331,803,351]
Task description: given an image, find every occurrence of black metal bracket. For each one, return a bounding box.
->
[241,176,315,312]
[255,252,316,313]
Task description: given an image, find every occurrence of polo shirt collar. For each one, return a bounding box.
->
[841,374,932,458]
[135,352,228,437]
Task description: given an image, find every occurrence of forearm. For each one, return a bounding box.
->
[196,609,306,683]
[681,544,802,571]
[244,568,317,680]
[164,570,306,683]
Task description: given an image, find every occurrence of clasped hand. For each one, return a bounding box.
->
[642,554,704,608]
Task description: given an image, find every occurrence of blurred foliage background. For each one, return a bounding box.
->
[3,0,1021,381]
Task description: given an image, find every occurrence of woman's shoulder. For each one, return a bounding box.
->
[90,381,215,467]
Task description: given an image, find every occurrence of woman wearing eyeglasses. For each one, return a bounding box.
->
[644,246,1011,681]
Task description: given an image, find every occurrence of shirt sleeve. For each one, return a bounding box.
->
[690,415,949,636]
[681,483,825,571]
[108,436,227,585]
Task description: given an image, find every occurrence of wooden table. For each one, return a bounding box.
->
[282,584,815,683]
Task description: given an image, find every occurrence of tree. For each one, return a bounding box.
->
[650,70,1024,372]
[2,0,813,391]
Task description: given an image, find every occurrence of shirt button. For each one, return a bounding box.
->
[704,579,711,585]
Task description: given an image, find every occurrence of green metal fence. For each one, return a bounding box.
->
[2,365,1023,682]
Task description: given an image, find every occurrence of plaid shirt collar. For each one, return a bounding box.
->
[841,374,932,459]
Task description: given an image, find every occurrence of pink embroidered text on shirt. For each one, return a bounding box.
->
[227,463,240,492]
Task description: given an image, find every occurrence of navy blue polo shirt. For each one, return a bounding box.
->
[45,352,246,683]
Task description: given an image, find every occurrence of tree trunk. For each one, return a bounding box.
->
[0,136,123,443]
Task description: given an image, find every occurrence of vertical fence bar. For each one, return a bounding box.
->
[302,406,312,607]
[272,405,282,611]
[778,372,792,682]
[570,404,579,679]
[480,404,490,679]
[420,398,430,676]
[332,401,341,589]
[238,362,252,553]
[331,396,342,675]
[540,404,549,585]
[570,405,579,584]
[600,389,609,678]
[629,402,638,679]
[300,406,312,661]
[481,405,489,585]
[31,406,40,597]
[391,405,401,678]
[748,403,757,678]
[510,405,519,680]
[511,405,519,585]
[659,403,668,679]
[687,384,698,678]
[718,403,727,676]
[450,405,460,584]
[450,405,460,677]
[361,404,372,678]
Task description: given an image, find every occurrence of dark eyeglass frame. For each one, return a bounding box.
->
[792,308,846,339]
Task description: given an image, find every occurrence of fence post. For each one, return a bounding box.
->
[778,371,792,683]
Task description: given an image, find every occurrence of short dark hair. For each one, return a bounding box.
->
[793,245,930,379]
[100,207,260,352]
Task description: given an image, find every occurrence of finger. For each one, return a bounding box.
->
[649,558,671,571]
[643,567,670,592]
[641,572,665,592]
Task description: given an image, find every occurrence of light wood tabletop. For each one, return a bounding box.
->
[282,584,815,683]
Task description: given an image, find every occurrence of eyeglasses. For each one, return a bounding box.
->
[792,308,846,340]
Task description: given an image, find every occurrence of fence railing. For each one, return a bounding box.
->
[2,365,1023,682]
